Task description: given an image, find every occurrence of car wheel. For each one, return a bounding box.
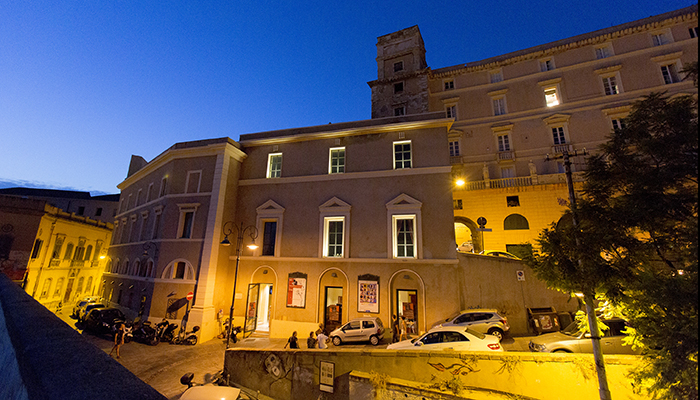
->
[369,335,380,346]
[332,336,342,346]
[553,349,571,353]
[186,336,198,346]
[488,328,504,341]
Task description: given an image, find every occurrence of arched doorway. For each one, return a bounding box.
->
[389,270,426,335]
[318,268,348,335]
[454,217,482,253]
[244,266,277,336]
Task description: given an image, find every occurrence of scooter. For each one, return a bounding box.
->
[132,320,160,346]
[217,318,241,343]
[171,325,200,345]
[156,320,179,343]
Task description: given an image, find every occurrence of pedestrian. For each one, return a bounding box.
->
[284,331,299,349]
[109,323,126,359]
[317,331,328,349]
[315,322,324,336]
[307,331,317,349]
[399,316,408,341]
[391,314,400,343]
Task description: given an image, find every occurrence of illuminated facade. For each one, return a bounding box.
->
[369,6,698,255]
[0,195,112,310]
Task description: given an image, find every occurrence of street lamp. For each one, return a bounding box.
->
[220,221,258,348]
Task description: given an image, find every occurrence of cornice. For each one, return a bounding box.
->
[239,166,453,186]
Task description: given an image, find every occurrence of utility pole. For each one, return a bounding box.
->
[547,149,611,400]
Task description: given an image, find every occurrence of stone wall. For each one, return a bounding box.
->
[0,273,165,400]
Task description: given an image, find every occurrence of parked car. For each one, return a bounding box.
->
[387,326,503,352]
[180,373,241,400]
[528,318,639,354]
[432,309,510,341]
[71,296,103,318]
[83,308,128,335]
[78,302,106,322]
[330,317,385,346]
[457,242,474,252]
[479,250,520,260]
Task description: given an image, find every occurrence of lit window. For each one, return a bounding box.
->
[393,141,412,169]
[602,76,619,95]
[323,217,345,257]
[552,127,567,145]
[544,87,560,107]
[444,80,455,90]
[393,215,416,258]
[329,147,345,174]
[267,153,282,178]
[490,70,503,83]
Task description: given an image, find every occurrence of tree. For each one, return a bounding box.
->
[525,64,697,400]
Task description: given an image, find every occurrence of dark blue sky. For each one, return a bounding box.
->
[0,1,692,194]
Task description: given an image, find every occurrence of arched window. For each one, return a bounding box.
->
[40,278,52,299]
[105,259,112,273]
[85,245,93,261]
[53,278,64,298]
[86,277,93,294]
[162,260,195,280]
[504,214,530,230]
[76,277,84,294]
[64,243,74,260]
[132,260,140,276]
[122,259,130,275]
[138,260,151,277]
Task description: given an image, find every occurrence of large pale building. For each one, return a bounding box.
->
[369,6,698,255]
[104,6,697,343]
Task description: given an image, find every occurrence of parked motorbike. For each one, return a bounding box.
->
[217,318,241,343]
[111,320,133,343]
[132,320,160,346]
[155,319,178,343]
[171,325,200,345]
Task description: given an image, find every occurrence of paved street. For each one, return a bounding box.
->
[55,309,533,399]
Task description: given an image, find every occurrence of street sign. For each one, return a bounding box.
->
[517,270,525,281]
[186,292,194,301]
[477,216,487,228]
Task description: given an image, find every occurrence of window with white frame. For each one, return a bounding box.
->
[492,97,506,115]
[162,260,195,280]
[394,106,405,116]
[444,79,455,90]
[690,27,699,39]
[446,104,457,119]
[256,200,285,257]
[539,58,555,72]
[393,141,412,169]
[595,65,623,96]
[611,118,627,131]
[267,153,282,178]
[489,69,503,83]
[329,147,345,174]
[159,177,168,197]
[386,193,422,259]
[651,30,672,46]
[544,86,560,107]
[660,63,680,84]
[448,139,460,157]
[552,126,567,145]
[501,166,515,179]
[497,133,511,152]
[185,171,202,194]
[323,217,345,257]
[595,44,614,59]
[602,75,620,95]
[177,204,199,239]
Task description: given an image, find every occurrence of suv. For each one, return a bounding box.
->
[433,309,510,341]
[330,317,385,346]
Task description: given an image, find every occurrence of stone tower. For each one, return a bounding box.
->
[368,26,430,119]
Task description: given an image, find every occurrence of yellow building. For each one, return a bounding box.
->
[0,194,112,311]
[369,6,698,254]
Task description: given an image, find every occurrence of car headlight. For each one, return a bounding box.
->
[529,341,547,352]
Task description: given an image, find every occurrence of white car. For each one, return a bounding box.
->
[387,326,503,352]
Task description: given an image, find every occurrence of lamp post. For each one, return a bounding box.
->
[220,221,258,349]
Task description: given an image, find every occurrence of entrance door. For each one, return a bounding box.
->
[324,287,343,334]
[256,284,273,332]
[244,284,260,337]
[63,278,74,304]
[396,289,418,335]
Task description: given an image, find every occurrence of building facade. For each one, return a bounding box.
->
[369,6,698,255]
[0,195,112,310]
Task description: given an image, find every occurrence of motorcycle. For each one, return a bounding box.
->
[171,325,200,345]
[156,320,178,343]
[217,318,241,343]
[132,320,160,346]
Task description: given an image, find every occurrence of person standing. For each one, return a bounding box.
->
[391,314,400,343]
[109,323,126,359]
[307,331,317,349]
[399,316,408,341]
[284,331,299,349]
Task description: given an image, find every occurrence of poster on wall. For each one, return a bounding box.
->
[358,280,379,313]
[287,272,307,308]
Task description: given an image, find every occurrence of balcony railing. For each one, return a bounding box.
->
[551,144,574,155]
[462,172,585,191]
[49,259,61,267]
[450,156,463,164]
[70,260,84,268]
[496,150,515,161]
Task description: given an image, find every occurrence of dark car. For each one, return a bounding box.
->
[84,308,127,334]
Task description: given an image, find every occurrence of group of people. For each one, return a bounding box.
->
[391,314,410,343]
[284,324,329,349]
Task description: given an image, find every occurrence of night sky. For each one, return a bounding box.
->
[0,1,692,194]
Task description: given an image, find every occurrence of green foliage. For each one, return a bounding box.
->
[525,63,698,400]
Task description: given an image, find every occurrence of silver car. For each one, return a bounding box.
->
[432,309,510,341]
[528,318,639,354]
[330,317,385,346]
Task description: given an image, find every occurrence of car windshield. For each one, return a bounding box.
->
[561,321,584,336]
[444,311,461,322]
[465,328,485,339]
[102,309,124,320]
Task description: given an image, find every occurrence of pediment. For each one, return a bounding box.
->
[256,199,285,214]
[386,193,422,211]
[319,196,352,213]
[543,114,571,125]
